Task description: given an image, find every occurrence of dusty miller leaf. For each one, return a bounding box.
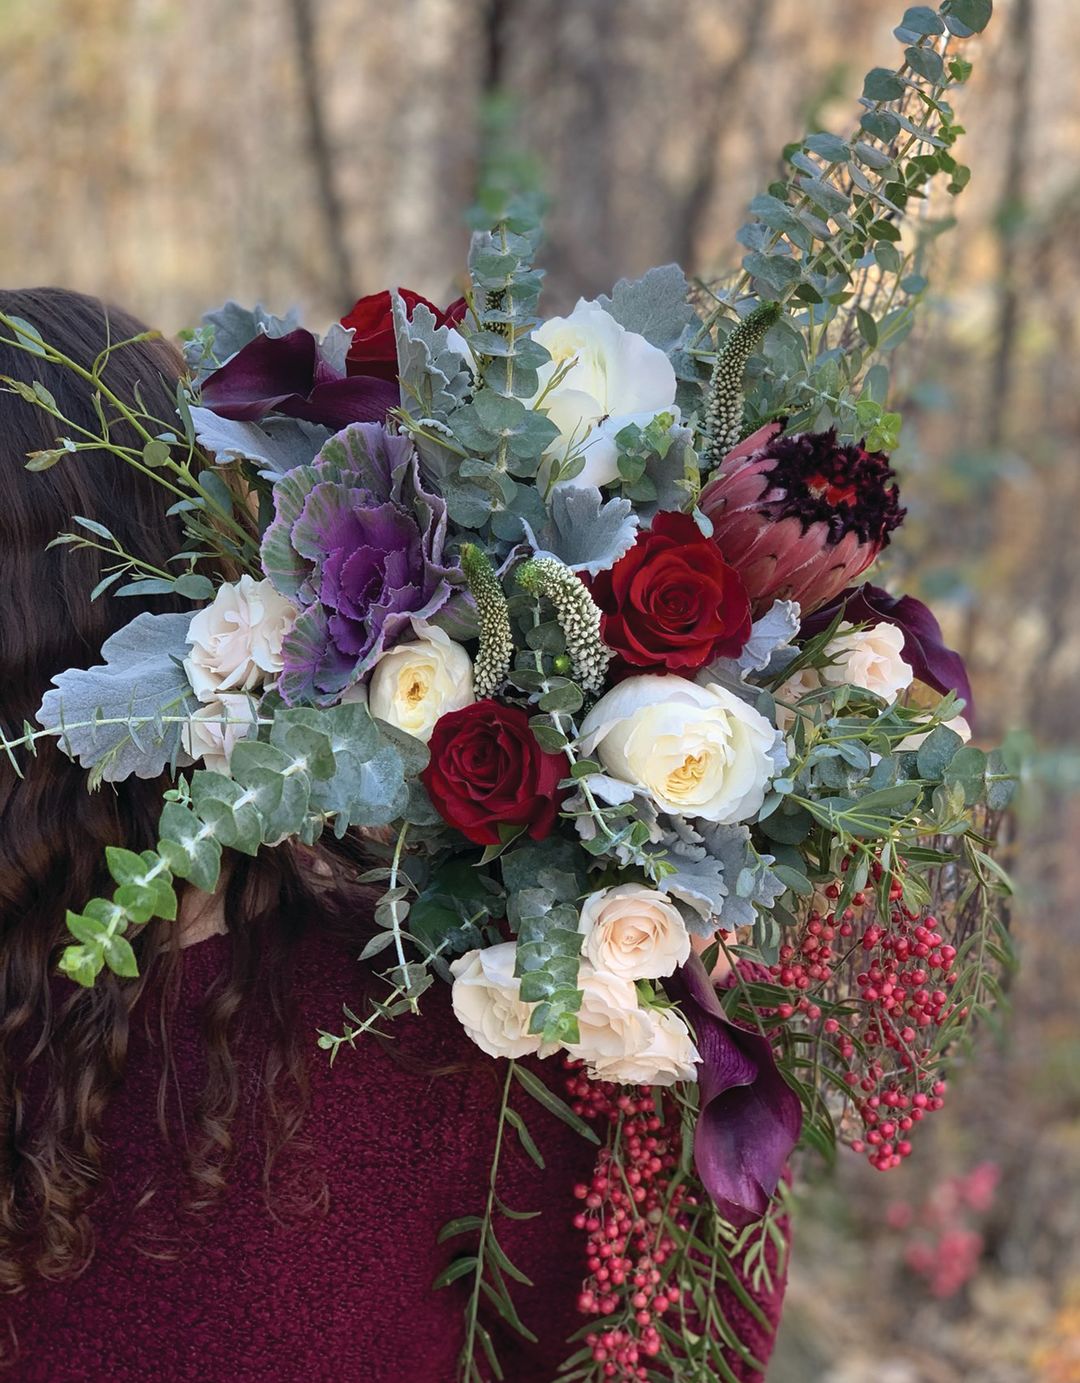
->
[525,486,638,576]
[186,300,301,380]
[597,265,696,353]
[190,407,331,479]
[393,298,472,425]
[37,612,197,782]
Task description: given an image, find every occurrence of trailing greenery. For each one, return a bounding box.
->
[60,700,414,985]
[435,1061,600,1383]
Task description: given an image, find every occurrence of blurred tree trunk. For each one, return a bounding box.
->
[673,0,774,268]
[286,0,354,299]
[961,0,1035,700]
[986,0,1034,448]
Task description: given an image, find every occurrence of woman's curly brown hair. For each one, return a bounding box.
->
[0,287,363,1298]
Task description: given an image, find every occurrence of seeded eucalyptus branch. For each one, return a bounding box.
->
[696,0,994,444]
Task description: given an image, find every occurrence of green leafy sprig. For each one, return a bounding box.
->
[438,1061,599,1383]
[0,312,260,568]
[58,701,411,985]
[694,0,993,443]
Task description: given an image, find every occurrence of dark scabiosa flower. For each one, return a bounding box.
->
[699,424,905,615]
[200,328,398,431]
[260,422,455,705]
[802,583,976,728]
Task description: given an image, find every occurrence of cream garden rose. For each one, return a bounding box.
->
[450,942,542,1060]
[181,694,258,774]
[823,621,913,702]
[578,675,778,824]
[595,1006,700,1087]
[367,628,474,742]
[529,299,678,489]
[578,884,691,981]
[564,963,651,1070]
[566,963,699,1086]
[774,622,916,734]
[185,575,297,702]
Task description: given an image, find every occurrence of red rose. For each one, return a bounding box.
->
[590,511,752,672]
[341,288,467,381]
[421,702,568,846]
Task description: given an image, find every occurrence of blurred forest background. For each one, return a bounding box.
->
[2,0,1078,1378]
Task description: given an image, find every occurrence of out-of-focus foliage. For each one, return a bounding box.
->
[2,0,1078,1377]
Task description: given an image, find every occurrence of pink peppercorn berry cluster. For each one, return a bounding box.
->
[767,854,963,1172]
[887,1161,999,1297]
[565,1060,690,1380]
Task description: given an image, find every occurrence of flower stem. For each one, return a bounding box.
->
[460,1059,516,1381]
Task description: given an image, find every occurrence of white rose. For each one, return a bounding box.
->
[567,964,699,1086]
[367,628,474,742]
[529,299,678,488]
[823,621,913,703]
[578,884,691,981]
[578,675,778,824]
[450,943,542,1060]
[181,694,258,774]
[594,1006,700,1088]
[185,575,297,702]
[565,963,652,1071]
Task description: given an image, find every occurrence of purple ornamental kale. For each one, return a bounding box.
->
[664,954,802,1228]
[261,422,455,705]
[200,328,398,430]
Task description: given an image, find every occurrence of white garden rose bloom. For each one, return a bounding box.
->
[578,675,778,824]
[529,299,678,489]
[823,621,913,703]
[565,963,652,1071]
[367,628,474,742]
[185,575,297,702]
[566,963,699,1086]
[181,694,258,774]
[594,1006,700,1088]
[450,943,542,1060]
[578,884,691,981]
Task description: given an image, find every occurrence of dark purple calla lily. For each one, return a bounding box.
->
[199,328,398,431]
[802,583,975,729]
[664,955,802,1228]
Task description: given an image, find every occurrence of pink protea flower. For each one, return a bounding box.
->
[700,423,905,615]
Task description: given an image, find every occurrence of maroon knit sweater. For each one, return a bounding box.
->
[3,930,787,1381]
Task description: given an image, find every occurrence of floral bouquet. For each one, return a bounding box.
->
[0,1,1015,1377]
